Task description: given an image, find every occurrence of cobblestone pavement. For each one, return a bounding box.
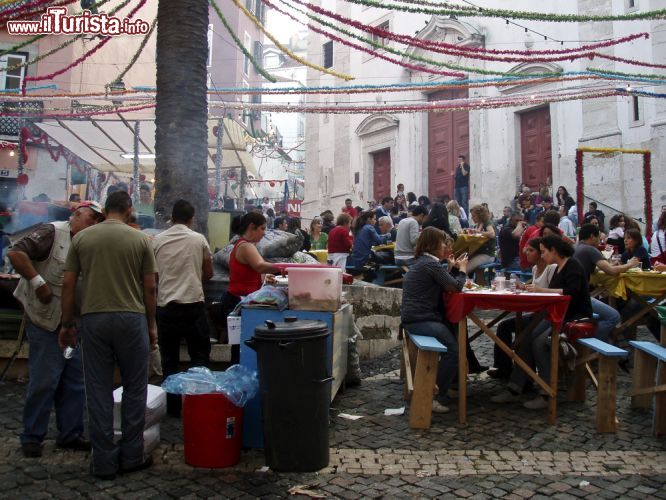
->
[0,322,665,498]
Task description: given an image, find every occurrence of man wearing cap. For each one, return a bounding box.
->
[153,199,213,418]
[8,200,104,458]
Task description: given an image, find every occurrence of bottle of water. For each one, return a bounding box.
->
[509,273,518,292]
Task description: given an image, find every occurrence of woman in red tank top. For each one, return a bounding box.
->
[223,212,280,313]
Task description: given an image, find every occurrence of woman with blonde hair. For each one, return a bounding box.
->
[446,200,464,233]
[466,204,496,280]
[309,216,328,250]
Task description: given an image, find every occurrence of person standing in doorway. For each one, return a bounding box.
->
[59,191,158,479]
[152,200,213,418]
[454,155,470,214]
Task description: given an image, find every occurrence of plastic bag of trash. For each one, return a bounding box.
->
[239,285,288,310]
[213,230,304,269]
[161,365,258,407]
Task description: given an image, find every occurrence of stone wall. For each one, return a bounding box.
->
[343,283,402,359]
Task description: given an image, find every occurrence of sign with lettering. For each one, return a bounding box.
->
[287,199,301,217]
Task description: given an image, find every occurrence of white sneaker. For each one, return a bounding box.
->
[432,400,450,414]
[490,390,520,404]
[523,395,548,410]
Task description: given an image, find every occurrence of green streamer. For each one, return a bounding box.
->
[209,0,277,83]
[113,15,157,84]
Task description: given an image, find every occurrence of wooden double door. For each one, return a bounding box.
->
[428,89,469,200]
[520,106,552,189]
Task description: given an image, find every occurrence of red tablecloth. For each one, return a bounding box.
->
[445,291,571,326]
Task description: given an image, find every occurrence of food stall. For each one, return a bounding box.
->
[237,265,352,449]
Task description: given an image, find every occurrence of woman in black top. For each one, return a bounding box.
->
[492,235,592,410]
[401,227,468,414]
[555,186,575,212]
[621,228,650,270]
[422,202,455,240]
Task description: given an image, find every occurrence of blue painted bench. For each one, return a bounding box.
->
[400,327,447,430]
[373,265,403,286]
[567,338,628,433]
[628,341,666,437]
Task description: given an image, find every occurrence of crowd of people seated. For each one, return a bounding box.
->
[251,186,666,416]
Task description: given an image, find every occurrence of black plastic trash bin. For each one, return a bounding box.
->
[245,317,332,472]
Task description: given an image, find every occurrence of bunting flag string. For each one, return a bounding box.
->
[226,0,355,80]
[22,0,147,93]
[209,0,277,82]
[338,0,666,23]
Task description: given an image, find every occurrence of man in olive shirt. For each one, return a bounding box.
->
[59,191,157,480]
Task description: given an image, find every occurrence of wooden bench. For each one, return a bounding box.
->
[400,328,447,429]
[373,265,403,286]
[567,338,628,433]
[628,340,666,437]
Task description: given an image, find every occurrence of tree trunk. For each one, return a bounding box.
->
[155,0,209,234]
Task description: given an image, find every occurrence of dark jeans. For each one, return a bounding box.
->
[455,185,469,215]
[80,312,149,476]
[157,302,211,417]
[21,321,85,446]
[493,314,534,375]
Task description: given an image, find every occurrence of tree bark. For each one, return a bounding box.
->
[155,0,209,234]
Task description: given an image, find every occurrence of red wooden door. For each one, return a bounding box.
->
[520,107,552,189]
[372,149,391,202]
[428,89,469,200]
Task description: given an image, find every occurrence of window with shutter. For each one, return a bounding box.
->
[322,41,333,69]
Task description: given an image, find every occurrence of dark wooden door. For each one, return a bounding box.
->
[428,89,469,200]
[372,149,391,202]
[520,107,552,189]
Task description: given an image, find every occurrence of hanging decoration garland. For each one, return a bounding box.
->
[209,87,622,114]
[338,0,666,23]
[0,0,78,25]
[587,67,666,82]
[273,0,592,77]
[267,0,464,77]
[209,0,276,82]
[2,102,156,119]
[225,0,354,81]
[111,15,157,84]
[20,127,89,175]
[3,0,127,74]
[286,0,660,68]
[22,0,147,93]
[576,147,653,238]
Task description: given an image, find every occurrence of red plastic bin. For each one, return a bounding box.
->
[182,393,243,468]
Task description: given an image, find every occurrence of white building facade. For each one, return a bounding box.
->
[302,0,666,225]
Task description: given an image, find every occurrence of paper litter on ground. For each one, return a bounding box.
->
[384,407,405,416]
[338,413,363,420]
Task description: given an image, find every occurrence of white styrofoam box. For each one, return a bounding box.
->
[227,315,241,345]
[114,423,160,454]
[113,384,166,431]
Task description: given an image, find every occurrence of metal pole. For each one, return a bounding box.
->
[214,119,224,209]
[132,121,140,206]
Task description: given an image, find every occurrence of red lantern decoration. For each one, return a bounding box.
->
[16,173,29,186]
[269,181,275,187]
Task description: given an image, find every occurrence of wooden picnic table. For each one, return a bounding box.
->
[590,270,666,341]
[445,290,571,425]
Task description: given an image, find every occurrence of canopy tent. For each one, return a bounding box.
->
[34,116,256,176]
